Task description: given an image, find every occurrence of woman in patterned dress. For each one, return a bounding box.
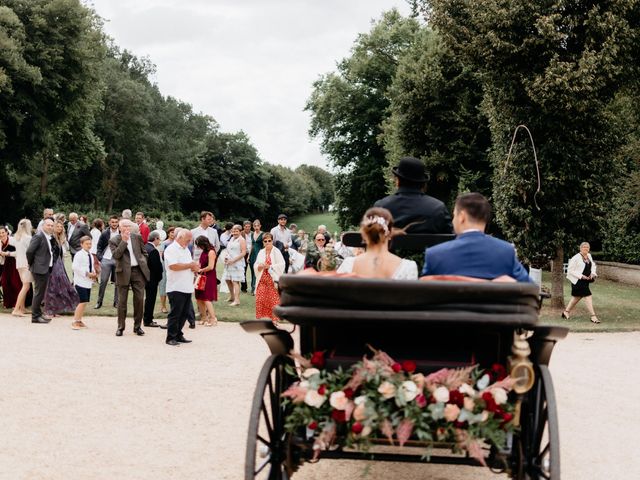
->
[222,225,247,306]
[254,232,285,322]
[44,221,79,316]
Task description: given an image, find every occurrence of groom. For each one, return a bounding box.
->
[26,217,56,324]
[109,219,150,336]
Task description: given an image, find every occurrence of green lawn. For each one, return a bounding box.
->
[291,211,340,236]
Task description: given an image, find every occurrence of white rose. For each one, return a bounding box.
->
[378,381,397,399]
[491,387,508,405]
[329,391,350,410]
[400,381,419,402]
[300,380,310,389]
[354,395,368,406]
[302,368,320,379]
[361,425,372,437]
[433,386,450,403]
[476,374,490,390]
[304,389,326,408]
[459,383,476,397]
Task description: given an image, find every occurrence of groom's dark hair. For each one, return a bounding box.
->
[455,193,492,224]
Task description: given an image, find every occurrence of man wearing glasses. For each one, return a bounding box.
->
[303,233,328,270]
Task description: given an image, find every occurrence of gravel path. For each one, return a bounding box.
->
[0,314,638,479]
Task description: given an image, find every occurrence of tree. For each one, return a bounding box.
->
[295,164,335,211]
[384,28,491,204]
[306,10,421,228]
[425,0,640,307]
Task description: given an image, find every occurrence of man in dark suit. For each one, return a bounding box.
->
[109,219,150,336]
[26,217,56,323]
[143,231,163,328]
[67,212,91,258]
[374,156,453,234]
[421,193,531,282]
[95,215,120,309]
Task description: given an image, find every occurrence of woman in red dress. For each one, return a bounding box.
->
[0,226,22,309]
[254,233,286,322]
[194,236,218,326]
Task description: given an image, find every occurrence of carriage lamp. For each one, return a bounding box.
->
[508,331,536,428]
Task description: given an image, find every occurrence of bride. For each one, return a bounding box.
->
[337,207,418,280]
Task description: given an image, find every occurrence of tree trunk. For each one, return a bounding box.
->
[550,245,565,309]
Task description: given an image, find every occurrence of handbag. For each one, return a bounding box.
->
[194,273,207,291]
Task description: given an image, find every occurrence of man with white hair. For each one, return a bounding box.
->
[37,208,54,232]
[109,219,150,337]
[67,212,90,259]
[163,229,199,346]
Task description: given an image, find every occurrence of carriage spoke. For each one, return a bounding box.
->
[257,434,272,448]
[255,455,271,475]
[261,402,274,438]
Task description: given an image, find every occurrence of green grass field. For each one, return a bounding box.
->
[3,211,639,332]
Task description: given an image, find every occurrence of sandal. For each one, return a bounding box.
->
[161,308,168,314]
[561,310,570,320]
[590,315,601,324]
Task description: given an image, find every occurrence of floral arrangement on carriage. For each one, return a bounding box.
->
[282,347,516,467]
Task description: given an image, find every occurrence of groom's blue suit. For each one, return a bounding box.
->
[421,231,531,282]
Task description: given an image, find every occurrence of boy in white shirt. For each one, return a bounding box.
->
[72,236,98,329]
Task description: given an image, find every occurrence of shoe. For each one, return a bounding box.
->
[115,329,123,336]
[188,323,196,329]
[561,310,570,319]
[159,323,168,329]
[78,321,88,329]
[176,337,192,343]
[71,322,81,330]
[161,308,168,314]
[32,317,50,324]
[43,315,52,322]
[229,302,240,307]
[134,327,145,336]
[590,315,601,324]
[11,310,25,317]
[166,339,180,346]
[94,302,102,309]
[143,321,160,328]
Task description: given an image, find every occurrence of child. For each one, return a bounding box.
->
[72,236,98,329]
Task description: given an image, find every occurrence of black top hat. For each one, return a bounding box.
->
[392,157,428,183]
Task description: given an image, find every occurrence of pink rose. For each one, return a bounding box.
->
[329,391,350,410]
[444,404,461,422]
[378,381,397,399]
[416,393,427,408]
[463,397,475,412]
[304,389,326,408]
[353,402,368,421]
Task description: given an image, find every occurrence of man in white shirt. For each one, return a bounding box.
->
[164,229,199,346]
[270,213,292,273]
[191,210,220,261]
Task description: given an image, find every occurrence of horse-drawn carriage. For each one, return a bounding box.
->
[241,234,568,479]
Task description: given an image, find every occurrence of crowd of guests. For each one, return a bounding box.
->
[0,157,601,334]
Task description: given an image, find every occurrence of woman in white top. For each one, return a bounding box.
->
[222,225,247,306]
[9,219,33,316]
[337,207,418,280]
[90,218,104,255]
[564,242,599,323]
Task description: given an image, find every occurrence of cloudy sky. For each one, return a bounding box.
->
[86,0,411,170]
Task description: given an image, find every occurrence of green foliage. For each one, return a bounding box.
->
[306,10,421,229]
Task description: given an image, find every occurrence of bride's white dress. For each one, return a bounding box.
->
[337,256,418,280]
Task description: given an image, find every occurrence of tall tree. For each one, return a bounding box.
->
[306,10,421,228]
[425,0,640,307]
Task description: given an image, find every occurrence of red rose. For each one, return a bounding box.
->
[343,387,354,399]
[310,351,325,368]
[491,363,507,381]
[392,363,402,373]
[482,392,498,412]
[454,420,468,429]
[502,412,513,423]
[317,384,326,395]
[351,422,364,434]
[416,393,427,408]
[308,421,318,430]
[401,360,417,373]
[331,409,346,423]
[427,394,436,405]
[448,390,464,408]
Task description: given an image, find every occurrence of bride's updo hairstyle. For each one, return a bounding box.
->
[360,207,394,245]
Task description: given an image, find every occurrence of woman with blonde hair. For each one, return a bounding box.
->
[564,241,600,323]
[44,221,79,316]
[11,219,33,316]
[222,224,247,306]
[337,207,418,279]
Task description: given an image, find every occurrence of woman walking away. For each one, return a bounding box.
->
[11,219,33,316]
[254,232,285,322]
[564,242,600,323]
[44,221,79,316]
[194,236,218,326]
[222,225,246,306]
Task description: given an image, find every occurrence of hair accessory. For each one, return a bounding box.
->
[362,215,389,234]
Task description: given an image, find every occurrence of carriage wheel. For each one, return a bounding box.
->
[516,365,560,480]
[245,354,296,480]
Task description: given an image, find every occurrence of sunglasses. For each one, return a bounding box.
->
[263,239,272,243]
[316,238,326,242]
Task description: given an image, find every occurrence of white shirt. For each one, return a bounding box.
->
[67,222,76,240]
[102,229,118,260]
[127,239,138,266]
[270,226,292,248]
[72,249,95,288]
[164,241,194,294]
[90,228,101,254]
[191,225,220,259]
[45,233,53,267]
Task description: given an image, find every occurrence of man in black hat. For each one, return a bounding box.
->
[374,157,453,234]
[270,214,292,272]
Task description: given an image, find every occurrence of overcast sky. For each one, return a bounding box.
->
[86,0,411,170]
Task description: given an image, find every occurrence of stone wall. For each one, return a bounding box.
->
[596,261,640,286]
